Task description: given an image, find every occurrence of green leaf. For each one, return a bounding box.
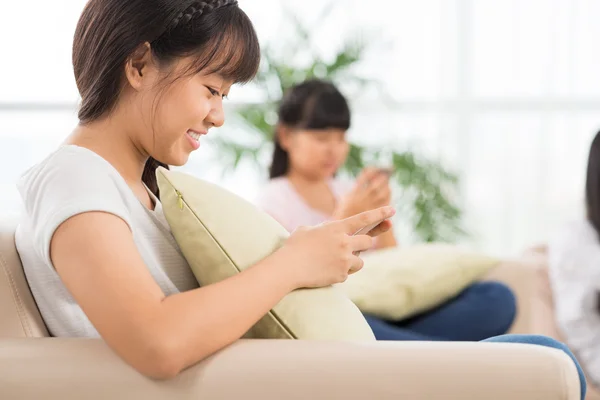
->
[215,6,466,243]
[325,39,366,78]
[236,103,277,141]
[342,143,365,176]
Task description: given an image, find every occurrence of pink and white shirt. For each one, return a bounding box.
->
[256,177,353,233]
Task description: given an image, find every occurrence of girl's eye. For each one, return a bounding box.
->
[207,87,228,100]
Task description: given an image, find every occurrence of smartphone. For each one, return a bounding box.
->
[375,167,394,177]
[351,217,387,259]
[353,217,387,236]
[361,167,394,189]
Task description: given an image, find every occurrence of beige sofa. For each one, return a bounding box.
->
[0,218,584,399]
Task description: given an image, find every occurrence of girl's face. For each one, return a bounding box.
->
[281,127,350,180]
[126,54,232,166]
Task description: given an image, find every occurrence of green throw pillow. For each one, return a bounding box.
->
[156,167,375,341]
[338,244,500,321]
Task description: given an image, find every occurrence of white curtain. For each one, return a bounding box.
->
[1,0,600,256]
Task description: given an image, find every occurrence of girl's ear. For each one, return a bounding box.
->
[124,42,155,91]
[277,124,292,151]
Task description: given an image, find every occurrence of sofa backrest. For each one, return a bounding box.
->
[0,218,49,337]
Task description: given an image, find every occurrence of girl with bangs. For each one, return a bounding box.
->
[13,2,588,396]
[258,79,518,342]
[258,79,588,398]
[15,0,394,379]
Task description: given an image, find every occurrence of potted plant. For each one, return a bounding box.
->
[210,9,465,243]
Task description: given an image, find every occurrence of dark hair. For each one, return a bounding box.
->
[584,131,600,314]
[586,131,600,235]
[72,0,260,196]
[269,79,351,179]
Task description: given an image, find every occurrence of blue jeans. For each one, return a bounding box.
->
[363,282,587,399]
[364,281,517,341]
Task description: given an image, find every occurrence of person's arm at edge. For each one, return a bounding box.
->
[50,207,393,380]
[50,211,299,380]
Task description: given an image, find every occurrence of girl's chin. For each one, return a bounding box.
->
[159,152,190,168]
[323,166,339,175]
[314,170,337,180]
[173,154,191,167]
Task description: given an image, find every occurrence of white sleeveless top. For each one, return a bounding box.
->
[15,145,198,338]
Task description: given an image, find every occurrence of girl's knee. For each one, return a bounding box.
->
[484,334,567,351]
[470,282,517,334]
[474,281,516,306]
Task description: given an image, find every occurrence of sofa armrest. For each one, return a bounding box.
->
[0,338,580,399]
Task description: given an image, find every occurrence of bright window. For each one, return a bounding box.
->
[2,0,599,255]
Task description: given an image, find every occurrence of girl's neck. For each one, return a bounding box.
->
[286,169,329,188]
[67,113,147,186]
[66,112,156,211]
[286,169,337,216]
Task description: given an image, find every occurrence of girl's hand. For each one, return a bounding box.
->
[280,206,396,289]
[333,167,392,220]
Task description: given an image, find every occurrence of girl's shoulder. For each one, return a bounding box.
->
[18,145,131,207]
[550,220,598,252]
[256,177,293,202]
[548,219,600,278]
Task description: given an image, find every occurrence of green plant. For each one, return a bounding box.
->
[211,7,466,243]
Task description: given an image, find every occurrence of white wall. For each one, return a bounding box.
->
[2,0,600,256]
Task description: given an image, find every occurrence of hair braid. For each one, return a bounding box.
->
[168,0,239,31]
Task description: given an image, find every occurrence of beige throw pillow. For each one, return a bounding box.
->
[338,244,500,321]
[156,167,375,341]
